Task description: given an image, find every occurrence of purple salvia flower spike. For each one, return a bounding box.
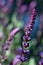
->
[3,28,20,52]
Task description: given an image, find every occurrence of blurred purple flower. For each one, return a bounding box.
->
[40,52,43,58]
[17,47,23,54]
[16,0,22,7]
[0,0,5,8]
[39,59,43,65]
[19,5,27,14]
[0,63,2,65]
[0,0,13,13]
[3,28,20,52]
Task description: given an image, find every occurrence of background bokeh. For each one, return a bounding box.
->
[0,0,43,65]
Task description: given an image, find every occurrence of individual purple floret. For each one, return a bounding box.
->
[20,56,28,62]
[22,42,29,48]
[23,35,31,41]
[17,47,23,54]
[22,49,30,54]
